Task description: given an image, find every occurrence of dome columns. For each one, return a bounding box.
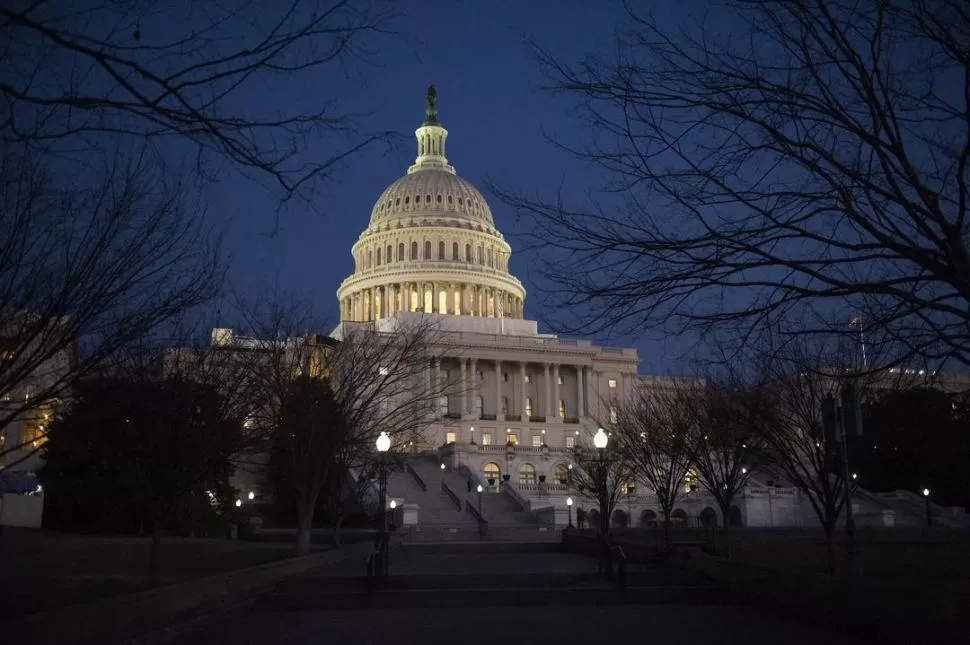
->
[338,281,524,322]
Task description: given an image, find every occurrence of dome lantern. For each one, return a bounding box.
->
[409,84,454,175]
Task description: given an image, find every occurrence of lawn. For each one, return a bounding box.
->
[0,529,317,618]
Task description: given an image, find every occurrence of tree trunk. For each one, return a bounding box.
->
[149,525,162,583]
[332,513,344,548]
[824,522,839,576]
[296,501,314,556]
[662,510,672,551]
[720,506,732,559]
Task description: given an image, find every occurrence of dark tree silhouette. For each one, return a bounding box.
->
[39,376,242,580]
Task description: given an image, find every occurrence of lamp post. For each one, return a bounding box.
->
[566,496,574,529]
[923,488,932,527]
[375,431,391,577]
[593,427,611,576]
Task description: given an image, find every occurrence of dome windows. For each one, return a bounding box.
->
[411,241,418,260]
[448,195,453,204]
[437,195,442,203]
[426,194,432,204]
[458,198,463,206]
[395,198,401,206]
[405,196,410,205]
[452,242,459,260]
[415,195,420,204]
[424,241,432,260]
[398,242,405,261]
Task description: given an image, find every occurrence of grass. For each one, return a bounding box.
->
[0,529,321,618]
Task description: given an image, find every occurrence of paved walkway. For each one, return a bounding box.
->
[164,604,866,644]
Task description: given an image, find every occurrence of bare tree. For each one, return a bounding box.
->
[497,0,970,366]
[613,380,694,548]
[683,377,766,558]
[0,0,399,201]
[229,302,450,555]
[750,336,869,575]
[0,146,220,469]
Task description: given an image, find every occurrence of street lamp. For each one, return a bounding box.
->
[376,431,391,577]
[923,488,932,527]
[469,426,475,445]
[247,490,255,501]
[566,496,574,529]
[592,427,612,576]
[476,483,484,518]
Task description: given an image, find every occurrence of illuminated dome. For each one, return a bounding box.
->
[337,86,526,322]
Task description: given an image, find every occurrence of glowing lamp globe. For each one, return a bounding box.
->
[477,484,483,493]
[593,428,609,449]
[376,431,391,453]
[566,496,574,507]
[923,488,930,497]
[389,500,397,509]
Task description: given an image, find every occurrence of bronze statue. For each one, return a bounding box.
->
[425,85,438,123]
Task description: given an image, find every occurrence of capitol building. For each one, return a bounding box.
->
[326,88,811,532]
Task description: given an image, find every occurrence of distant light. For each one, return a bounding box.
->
[440,463,446,470]
[235,499,242,507]
[566,496,574,507]
[741,467,748,474]
[568,463,573,470]
[851,473,858,481]
[593,428,608,449]
[389,500,397,509]
[379,366,389,376]
[376,431,391,452]
[248,491,255,500]
[477,484,483,493]
[923,488,931,497]
[35,484,43,493]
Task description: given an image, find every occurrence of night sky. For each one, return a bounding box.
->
[209,1,701,374]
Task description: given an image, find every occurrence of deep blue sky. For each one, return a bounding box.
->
[208,0,701,374]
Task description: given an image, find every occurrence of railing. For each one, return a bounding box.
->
[441,479,462,510]
[465,499,488,537]
[517,483,569,493]
[407,462,428,492]
[528,415,546,422]
[563,417,579,424]
[444,412,462,419]
[480,414,497,421]
[505,414,521,421]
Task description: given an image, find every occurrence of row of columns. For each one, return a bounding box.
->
[341,283,523,321]
[450,358,593,422]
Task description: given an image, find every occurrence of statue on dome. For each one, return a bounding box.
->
[425,84,438,124]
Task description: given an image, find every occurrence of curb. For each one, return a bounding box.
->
[11,542,372,645]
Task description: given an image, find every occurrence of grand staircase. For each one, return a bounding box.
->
[387,455,548,537]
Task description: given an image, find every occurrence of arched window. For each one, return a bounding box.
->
[519,463,537,485]
[477,246,483,264]
[424,241,432,259]
[411,241,418,260]
[438,241,445,259]
[367,250,372,269]
[398,243,405,261]
[483,462,501,483]
[452,242,459,260]
[376,247,382,266]
[386,245,392,263]
[488,248,493,268]
[554,463,570,486]
[465,244,472,262]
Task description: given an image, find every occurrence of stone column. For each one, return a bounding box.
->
[545,363,552,418]
[578,366,586,419]
[432,281,439,313]
[552,364,560,421]
[460,358,468,416]
[470,358,478,416]
[495,359,504,421]
[520,362,527,420]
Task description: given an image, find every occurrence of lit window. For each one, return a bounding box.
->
[525,374,531,383]
[23,423,46,448]
[532,434,542,447]
[482,432,493,446]
[558,375,563,385]
[559,400,566,418]
[445,431,456,444]
[608,379,617,389]
[519,464,536,485]
[525,398,533,418]
[685,470,699,494]
[483,462,500,481]
[566,435,575,448]
[506,430,518,445]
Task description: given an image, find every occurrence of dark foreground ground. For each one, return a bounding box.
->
[141,542,868,645]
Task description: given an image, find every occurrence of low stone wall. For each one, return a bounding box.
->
[12,542,372,645]
[688,551,961,643]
